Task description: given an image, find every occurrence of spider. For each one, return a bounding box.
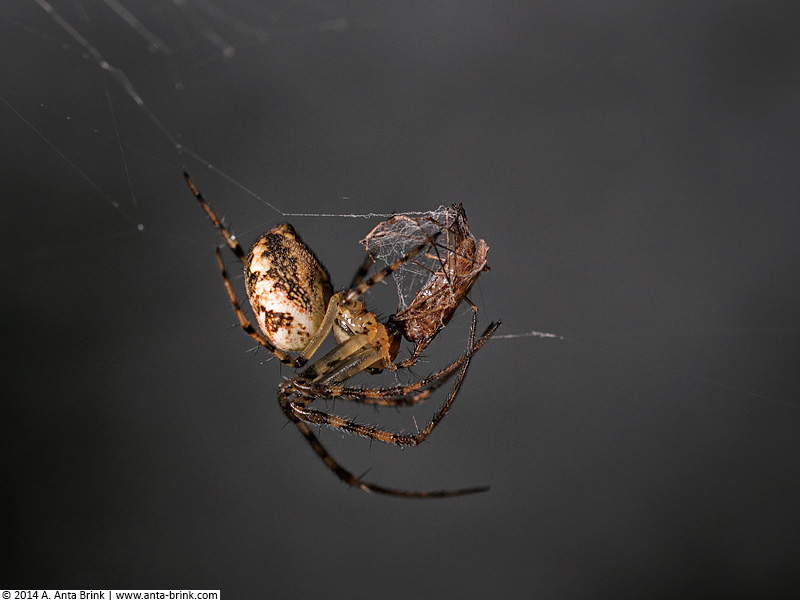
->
[184,173,499,498]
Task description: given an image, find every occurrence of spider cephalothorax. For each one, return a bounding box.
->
[185,173,498,498]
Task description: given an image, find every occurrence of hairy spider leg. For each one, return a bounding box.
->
[348,252,375,289]
[342,231,440,303]
[294,300,488,406]
[185,172,246,263]
[279,310,497,498]
[285,314,498,431]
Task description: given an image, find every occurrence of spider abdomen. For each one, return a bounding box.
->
[245,223,333,352]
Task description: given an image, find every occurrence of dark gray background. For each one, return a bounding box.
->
[4,1,800,597]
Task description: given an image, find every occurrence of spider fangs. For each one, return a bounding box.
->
[185,173,499,498]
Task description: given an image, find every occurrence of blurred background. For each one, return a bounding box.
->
[3,1,800,597]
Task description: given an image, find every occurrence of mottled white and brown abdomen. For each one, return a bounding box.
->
[245,224,333,352]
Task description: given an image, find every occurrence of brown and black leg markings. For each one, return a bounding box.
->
[290,313,499,406]
[184,172,246,263]
[279,381,489,499]
[348,253,375,290]
[278,311,497,498]
[344,231,441,302]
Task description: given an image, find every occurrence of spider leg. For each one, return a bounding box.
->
[398,298,480,369]
[278,396,488,498]
[343,230,442,302]
[298,333,380,383]
[348,253,375,289]
[297,292,342,362]
[284,318,496,446]
[285,313,497,446]
[184,172,246,265]
[406,305,482,445]
[397,339,431,370]
[294,231,447,379]
[294,235,441,376]
[292,314,498,406]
